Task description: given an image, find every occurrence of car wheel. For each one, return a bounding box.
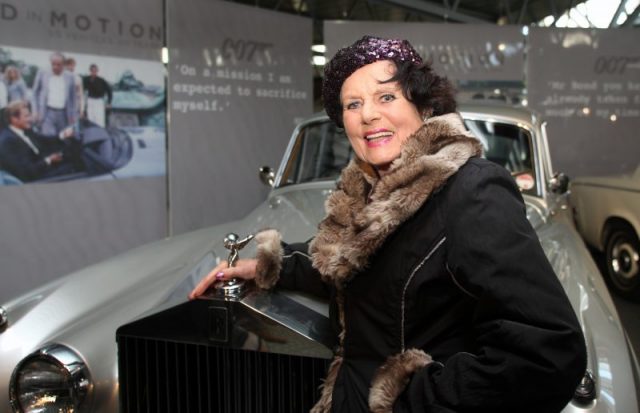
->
[605,224,640,300]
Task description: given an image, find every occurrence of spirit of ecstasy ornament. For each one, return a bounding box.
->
[220,233,254,296]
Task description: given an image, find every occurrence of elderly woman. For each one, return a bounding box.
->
[191,36,586,413]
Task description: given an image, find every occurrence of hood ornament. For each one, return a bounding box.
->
[220,233,254,296]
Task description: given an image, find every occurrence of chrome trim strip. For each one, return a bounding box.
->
[283,250,312,260]
[540,121,554,200]
[571,182,640,194]
[0,306,7,331]
[401,236,446,352]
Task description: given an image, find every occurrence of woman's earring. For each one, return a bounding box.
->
[422,114,429,123]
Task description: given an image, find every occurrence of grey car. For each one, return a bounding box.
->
[1,103,638,413]
[571,167,640,300]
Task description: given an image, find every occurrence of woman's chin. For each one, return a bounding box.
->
[372,162,393,175]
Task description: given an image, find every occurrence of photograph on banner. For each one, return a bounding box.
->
[324,22,526,106]
[0,44,166,185]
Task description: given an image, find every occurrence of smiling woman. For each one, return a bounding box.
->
[190,35,587,413]
[340,61,423,173]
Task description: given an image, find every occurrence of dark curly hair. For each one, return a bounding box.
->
[384,60,457,120]
[326,60,457,128]
[322,36,458,127]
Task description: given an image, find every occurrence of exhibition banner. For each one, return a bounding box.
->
[168,0,312,233]
[528,28,640,177]
[0,0,166,302]
[324,21,525,104]
[0,0,166,184]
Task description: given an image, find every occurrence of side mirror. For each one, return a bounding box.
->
[259,166,275,188]
[548,172,569,194]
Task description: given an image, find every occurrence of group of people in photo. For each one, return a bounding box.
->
[0,51,113,183]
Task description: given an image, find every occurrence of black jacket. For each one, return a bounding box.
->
[253,114,586,413]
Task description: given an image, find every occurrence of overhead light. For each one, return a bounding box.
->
[313,56,326,66]
[161,47,169,64]
[311,44,326,54]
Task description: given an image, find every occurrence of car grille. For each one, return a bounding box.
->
[118,324,331,412]
[116,292,330,413]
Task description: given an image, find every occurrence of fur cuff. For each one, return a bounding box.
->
[310,356,343,413]
[369,349,432,413]
[253,229,283,289]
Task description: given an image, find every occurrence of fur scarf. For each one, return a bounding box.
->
[309,112,482,285]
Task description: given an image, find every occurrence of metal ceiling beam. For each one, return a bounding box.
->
[372,0,493,23]
[364,0,378,19]
[548,0,558,21]
[545,0,578,26]
[346,0,363,19]
[609,0,627,27]
[621,3,639,26]
[502,0,512,23]
[517,0,529,24]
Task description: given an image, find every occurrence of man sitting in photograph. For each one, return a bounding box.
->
[0,101,80,183]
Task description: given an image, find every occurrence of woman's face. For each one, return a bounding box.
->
[340,60,423,174]
[6,67,17,81]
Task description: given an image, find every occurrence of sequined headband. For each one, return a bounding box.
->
[322,35,423,126]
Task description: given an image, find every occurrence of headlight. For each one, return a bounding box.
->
[9,344,92,413]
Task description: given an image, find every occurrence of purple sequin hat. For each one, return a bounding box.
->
[322,35,423,126]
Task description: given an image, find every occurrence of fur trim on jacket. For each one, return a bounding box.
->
[310,356,344,413]
[369,349,433,413]
[253,229,283,289]
[309,112,482,285]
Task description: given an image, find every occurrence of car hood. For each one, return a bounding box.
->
[0,182,326,412]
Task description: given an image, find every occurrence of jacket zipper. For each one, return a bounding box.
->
[400,236,446,352]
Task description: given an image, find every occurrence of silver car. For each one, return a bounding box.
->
[1,103,638,413]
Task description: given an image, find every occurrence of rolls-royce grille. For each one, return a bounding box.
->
[118,336,330,413]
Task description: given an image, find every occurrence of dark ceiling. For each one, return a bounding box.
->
[224,0,598,43]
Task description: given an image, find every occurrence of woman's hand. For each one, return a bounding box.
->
[189,258,258,299]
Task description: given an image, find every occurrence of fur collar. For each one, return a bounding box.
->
[309,113,482,284]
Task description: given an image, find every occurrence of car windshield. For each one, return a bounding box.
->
[279,117,537,196]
